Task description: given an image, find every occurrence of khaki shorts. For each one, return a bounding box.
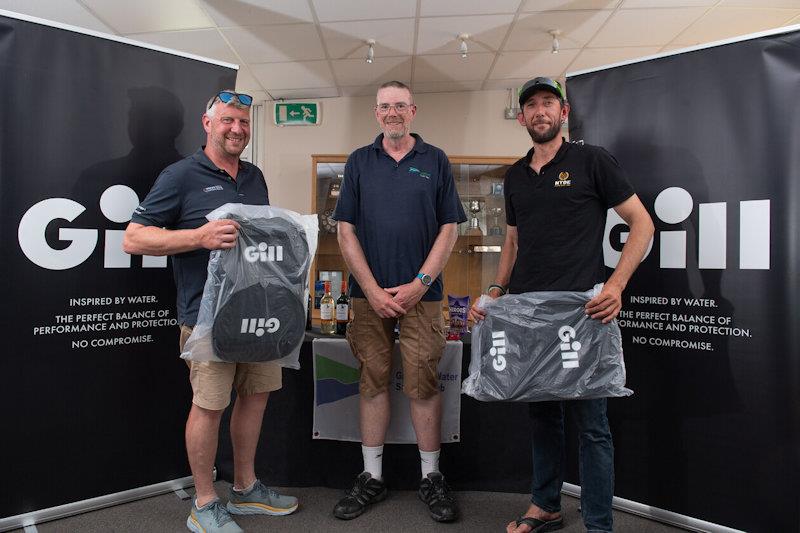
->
[180,325,282,411]
[346,298,446,400]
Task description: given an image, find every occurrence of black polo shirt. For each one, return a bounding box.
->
[333,133,466,301]
[130,147,270,326]
[505,139,634,293]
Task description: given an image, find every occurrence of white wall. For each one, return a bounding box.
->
[261,89,534,213]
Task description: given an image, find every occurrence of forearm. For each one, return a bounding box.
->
[418,223,458,279]
[493,226,518,288]
[607,213,654,291]
[337,223,380,295]
[123,223,201,256]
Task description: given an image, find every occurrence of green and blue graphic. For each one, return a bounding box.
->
[314,354,360,406]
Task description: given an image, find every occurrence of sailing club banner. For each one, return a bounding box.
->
[0,12,236,522]
[566,27,800,533]
[312,338,462,443]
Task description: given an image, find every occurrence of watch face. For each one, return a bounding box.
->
[422,274,432,286]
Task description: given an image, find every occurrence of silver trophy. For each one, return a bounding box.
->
[467,199,485,236]
[488,207,504,235]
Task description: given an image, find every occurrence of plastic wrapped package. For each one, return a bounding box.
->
[462,285,632,402]
[182,203,318,367]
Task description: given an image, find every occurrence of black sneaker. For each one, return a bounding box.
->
[333,472,387,520]
[418,472,458,522]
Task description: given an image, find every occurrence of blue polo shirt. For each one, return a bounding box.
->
[130,147,270,326]
[333,133,466,301]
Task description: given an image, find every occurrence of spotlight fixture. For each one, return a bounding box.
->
[365,39,375,64]
[549,30,561,54]
[458,33,469,59]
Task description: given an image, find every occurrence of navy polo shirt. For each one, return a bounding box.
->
[505,140,634,294]
[130,147,270,326]
[333,133,466,302]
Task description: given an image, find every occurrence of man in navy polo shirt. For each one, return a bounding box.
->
[332,81,466,523]
[469,77,654,533]
[124,90,297,533]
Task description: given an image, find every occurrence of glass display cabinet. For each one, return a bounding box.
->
[311,154,516,323]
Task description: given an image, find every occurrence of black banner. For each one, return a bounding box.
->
[0,15,235,518]
[567,29,800,532]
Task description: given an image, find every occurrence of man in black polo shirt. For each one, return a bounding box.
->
[331,80,466,523]
[123,90,297,533]
[469,77,654,533]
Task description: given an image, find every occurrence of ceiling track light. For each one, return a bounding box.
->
[458,33,469,59]
[549,29,561,54]
[365,39,375,64]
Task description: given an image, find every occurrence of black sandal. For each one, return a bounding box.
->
[515,515,564,532]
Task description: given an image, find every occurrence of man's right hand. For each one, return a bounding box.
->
[197,219,240,250]
[467,288,503,323]
[366,287,407,319]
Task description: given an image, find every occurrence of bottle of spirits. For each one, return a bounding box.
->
[320,281,336,335]
[335,280,350,335]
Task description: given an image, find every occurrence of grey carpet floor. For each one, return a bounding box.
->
[17,481,689,532]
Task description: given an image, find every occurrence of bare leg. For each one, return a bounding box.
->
[230,391,269,489]
[410,393,442,452]
[186,404,224,507]
[360,391,390,447]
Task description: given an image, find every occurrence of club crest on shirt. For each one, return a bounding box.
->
[554,171,571,188]
[409,167,431,179]
[203,185,224,193]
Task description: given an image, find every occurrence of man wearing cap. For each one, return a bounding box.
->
[331,80,466,523]
[123,90,298,533]
[469,77,653,533]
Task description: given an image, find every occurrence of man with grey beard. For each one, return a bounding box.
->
[469,77,653,533]
[331,80,466,522]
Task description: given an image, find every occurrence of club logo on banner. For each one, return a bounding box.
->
[312,338,462,443]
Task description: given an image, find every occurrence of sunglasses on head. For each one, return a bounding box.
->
[210,91,253,109]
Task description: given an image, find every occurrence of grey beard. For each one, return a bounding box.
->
[385,129,405,140]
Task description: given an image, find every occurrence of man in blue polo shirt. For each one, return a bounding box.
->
[332,81,466,523]
[123,90,297,533]
[470,77,654,533]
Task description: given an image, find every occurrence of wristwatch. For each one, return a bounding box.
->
[416,273,433,286]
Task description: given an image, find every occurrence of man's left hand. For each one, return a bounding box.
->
[384,279,428,312]
[585,283,623,324]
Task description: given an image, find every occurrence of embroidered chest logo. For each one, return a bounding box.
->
[203,185,224,193]
[409,167,431,179]
[554,171,571,188]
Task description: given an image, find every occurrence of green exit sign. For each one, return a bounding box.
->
[273,101,321,126]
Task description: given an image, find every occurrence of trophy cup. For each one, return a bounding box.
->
[488,207,504,236]
[467,199,485,236]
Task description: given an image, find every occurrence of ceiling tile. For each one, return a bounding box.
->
[251,60,334,89]
[269,87,340,99]
[506,10,612,51]
[312,0,416,22]
[339,85,382,96]
[483,78,530,90]
[321,19,415,58]
[330,56,412,86]
[420,0,522,17]
[413,53,495,82]
[235,66,263,91]
[491,49,580,79]
[412,80,484,93]
[721,0,800,7]
[244,89,269,102]
[589,7,706,47]
[222,24,325,63]
[522,0,621,10]
[126,29,238,64]
[567,46,662,72]
[0,0,114,33]
[80,0,213,33]
[673,7,800,45]
[621,0,716,7]
[198,0,313,27]
[417,14,514,54]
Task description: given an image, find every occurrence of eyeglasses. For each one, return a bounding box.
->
[375,102,413,114]
[209,91,253,109]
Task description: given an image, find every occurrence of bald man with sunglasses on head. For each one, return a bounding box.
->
[124,90,297,533]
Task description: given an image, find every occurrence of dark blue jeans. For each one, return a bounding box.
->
[529,398,614,533]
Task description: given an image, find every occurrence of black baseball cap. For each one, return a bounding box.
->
[518,77,566,107]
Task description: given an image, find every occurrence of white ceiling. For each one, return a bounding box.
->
[2,0,798,101]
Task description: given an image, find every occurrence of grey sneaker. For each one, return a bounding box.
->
[187,499,243,533]
[227,480,299,516]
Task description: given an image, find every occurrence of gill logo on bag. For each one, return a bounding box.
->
[490,330,507,371]
[244,243,284,263]
[241,317,280,336]
[558,326,580,369]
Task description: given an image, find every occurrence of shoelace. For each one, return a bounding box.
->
[208,501,233,525]
[426,478,454,504]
